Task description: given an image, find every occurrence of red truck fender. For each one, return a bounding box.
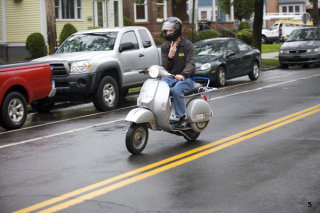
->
[0,77,34,106]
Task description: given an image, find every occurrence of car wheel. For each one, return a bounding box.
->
[248,62,260,81]
[93,76,119,112]
[213,66,226,87]
[31,98,55,113]
[0,91,27,130]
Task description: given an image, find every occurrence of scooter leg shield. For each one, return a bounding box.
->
[125,108,156,128]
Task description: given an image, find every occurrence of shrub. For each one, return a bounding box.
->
[26,32,46,58]
[124,17,133,26]
[237,28,253,45]
[59,23,77,45]
[238,21,251,31]
[197,29,220,41]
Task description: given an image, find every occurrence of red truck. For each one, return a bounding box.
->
[0,62,55,130]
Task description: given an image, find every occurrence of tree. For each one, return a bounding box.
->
[219,0,255,21]
[252,0,264,52]
[312,0,319,26]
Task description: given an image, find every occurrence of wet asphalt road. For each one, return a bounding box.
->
[0,67,320,213]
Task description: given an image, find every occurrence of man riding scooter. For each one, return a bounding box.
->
[161,17,195,129]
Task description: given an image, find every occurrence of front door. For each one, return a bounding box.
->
[94,0,108,28]
[94,0,120,28]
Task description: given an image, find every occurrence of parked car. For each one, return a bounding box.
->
[0,62,55,130]
[194,38,261,87]
[34,26,161,112]
[279,27,320,68]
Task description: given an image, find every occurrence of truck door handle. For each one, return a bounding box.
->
[139,53,144,57]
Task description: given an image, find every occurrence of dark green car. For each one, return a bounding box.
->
[194,38,261,87]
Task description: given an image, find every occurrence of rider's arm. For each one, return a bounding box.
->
[161,42,173,72]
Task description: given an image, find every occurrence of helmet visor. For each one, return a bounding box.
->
[162,22,176,31]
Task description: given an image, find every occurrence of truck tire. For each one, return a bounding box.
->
[0,91,27,130]
[93,76,119,111]
[31,98,55,113]
[261,35,267,44]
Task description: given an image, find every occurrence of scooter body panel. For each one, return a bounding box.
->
[186,98,213,123]
[125,108,156,130]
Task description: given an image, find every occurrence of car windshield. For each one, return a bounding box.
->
[286,28,320,41]
[194,42,224,56]
[57,32,118,53]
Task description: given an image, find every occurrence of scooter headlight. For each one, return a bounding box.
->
[148,65,160,78]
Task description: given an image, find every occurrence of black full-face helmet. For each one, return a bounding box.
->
[162,17,183,41]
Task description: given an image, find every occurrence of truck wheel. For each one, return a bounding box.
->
[93,76,119,111]
[126,123,148,154]
[31,98,55,113]
[261,36,267,44]
[0,92,27,130]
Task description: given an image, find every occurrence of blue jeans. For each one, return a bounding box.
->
[162,77,194,117]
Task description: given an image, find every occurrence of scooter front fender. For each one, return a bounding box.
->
[125,108,156,130]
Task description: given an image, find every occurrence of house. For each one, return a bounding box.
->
[1,0,123,62]
[264,0,310,28]
[195,0,235,31]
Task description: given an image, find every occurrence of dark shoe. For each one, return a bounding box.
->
[174,115,188,129]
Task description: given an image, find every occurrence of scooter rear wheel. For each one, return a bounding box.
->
[126,123,148,154]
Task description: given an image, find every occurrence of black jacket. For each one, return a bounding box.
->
[161,37,195,78]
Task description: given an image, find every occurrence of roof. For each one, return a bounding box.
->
[198,0,212,7]
[278,0,305,4]
[74,26,148,34]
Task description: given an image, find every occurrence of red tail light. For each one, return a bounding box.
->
[201,94,208,102]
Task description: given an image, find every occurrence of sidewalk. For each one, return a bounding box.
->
[261,52,279,59]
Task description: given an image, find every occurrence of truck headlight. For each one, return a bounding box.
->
[200,63,211,71]
[70,61,92,74]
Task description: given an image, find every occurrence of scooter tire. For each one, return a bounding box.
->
[126,123,148,154]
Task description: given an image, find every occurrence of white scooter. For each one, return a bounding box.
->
[125,65,214,154]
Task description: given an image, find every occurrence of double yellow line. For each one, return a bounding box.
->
[14,104,320,213]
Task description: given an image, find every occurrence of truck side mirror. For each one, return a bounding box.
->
[119,42,135,52]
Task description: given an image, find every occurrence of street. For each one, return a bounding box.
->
[0,67,319,213]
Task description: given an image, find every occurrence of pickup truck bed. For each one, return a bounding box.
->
[0,62,55,130]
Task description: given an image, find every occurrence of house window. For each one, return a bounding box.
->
[201,11,207,20]
[55,0,82,20]
[134,0,148,22]
[282,6,287,13]
[156,0,167,22]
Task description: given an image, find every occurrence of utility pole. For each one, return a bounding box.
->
[313,0,319,26]
[46,0,57,55]
[191,0,196,42]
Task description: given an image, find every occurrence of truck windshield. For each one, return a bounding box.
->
[286,28,320,41]
[57,32,118,53]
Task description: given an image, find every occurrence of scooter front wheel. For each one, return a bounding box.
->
[126,123,148,154]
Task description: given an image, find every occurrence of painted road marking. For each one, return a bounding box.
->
[13,104,320,213]
[2,73,320,149]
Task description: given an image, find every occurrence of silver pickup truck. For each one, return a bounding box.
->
[34,26,161,112]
